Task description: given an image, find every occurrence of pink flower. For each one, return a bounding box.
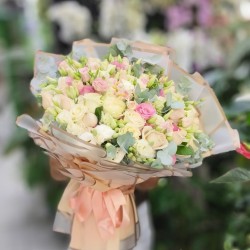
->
[92,78,109,92]
[236,143,250,159]
[173,124,180,131]
[79,85,95,95]
[135,103,156,120]
[79,67,90,82]
[159,89,165,97]
[111,61,126,70]
[66,77,73,85]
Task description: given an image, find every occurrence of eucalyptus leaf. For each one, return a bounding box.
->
[117,132,135,153]
[106,144,117,159]
[176,77,192,95]
[211,168,250,183]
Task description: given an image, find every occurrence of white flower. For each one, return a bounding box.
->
[170,109,185,122]
[41,91,53,109]
[135,139,156,159]
[47,2,92,44]
[172,130,187,145]
[70,103,87,122]
[93,124,115,145]
[101,112,117,129]
[66,122,85,136]
[123,110,145,129]
[82,93,103,113]
[56,110,72,125]
[53,94,74,110]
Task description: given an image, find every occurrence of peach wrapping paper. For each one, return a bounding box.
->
[54,180,139,250]
[16,38,240,250]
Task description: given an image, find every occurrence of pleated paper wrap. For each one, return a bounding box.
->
[17,39,240,250]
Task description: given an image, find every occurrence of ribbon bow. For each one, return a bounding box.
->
[70,185,130,239]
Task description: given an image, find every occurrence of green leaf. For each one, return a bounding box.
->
[132,63,143,78]
[95,107,103,122]
[211,168,250,183]
[166,93,185,109]
[151,159,164,169]
[117,132,135,153]
[177,146,194,155]
[106,144,117,159]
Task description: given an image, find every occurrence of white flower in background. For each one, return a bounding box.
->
[78,131,95,143]
[93,125,115,145]
[103,95,126,118]
[99,0,146,39]
[82,113,98,128]
[135,139,156,158]
[70,103,87,122]
[47,1,92,44]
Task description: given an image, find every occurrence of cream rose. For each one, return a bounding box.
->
[103,95,126,118]
[119,123,141,139]
[172,130,187,145]
[123,110,145,129]
[135,139,156,158]
[170,109,185,122]
[83,93,103,113]
[93,124,115,145]
[142,126,168,150]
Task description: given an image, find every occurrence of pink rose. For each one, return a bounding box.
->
[173,124,180,131]
[135,103,156,120]
[79,67,90,82]
[79,85,95,95]
[66,77,73,85]
[92,78,109,92]
[111,61,126,70]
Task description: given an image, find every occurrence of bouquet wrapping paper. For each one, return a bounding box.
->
[17,38,240,250]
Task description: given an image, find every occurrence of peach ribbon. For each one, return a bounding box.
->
[70,185,130,240]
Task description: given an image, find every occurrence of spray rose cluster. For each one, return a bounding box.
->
[38,48,213,168]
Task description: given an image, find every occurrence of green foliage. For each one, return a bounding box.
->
[117,132,135,153]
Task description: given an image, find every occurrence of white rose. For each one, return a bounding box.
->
[70,103,87,122]
[93,124,115,144]
[83,93,103,113]
[119,123,141,139]
[123,110,145,129]
[142,126,168,150]
[56,110,72,125]
[66,122,85,136]
[103,95,126,118]
[57,76,71,94]
[120,79,135,93]
[135,139,156,159]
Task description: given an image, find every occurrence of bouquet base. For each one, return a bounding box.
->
[53,180,140,250]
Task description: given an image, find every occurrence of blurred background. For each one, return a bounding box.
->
[0,0,250,249]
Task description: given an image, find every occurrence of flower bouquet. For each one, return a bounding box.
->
[17,38,240,250]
